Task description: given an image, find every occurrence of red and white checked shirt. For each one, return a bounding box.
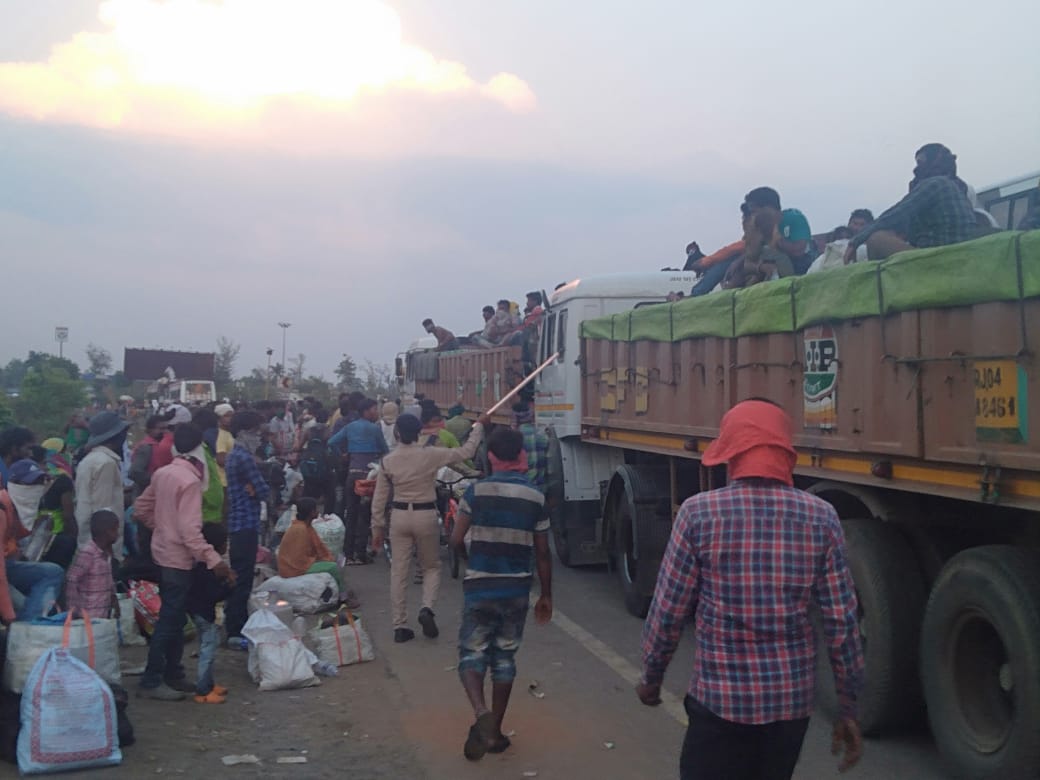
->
[641,479,864,724]
[65,540,115,619]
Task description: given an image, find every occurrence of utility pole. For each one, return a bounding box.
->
[278,322,291,378]
[265,348,274,400]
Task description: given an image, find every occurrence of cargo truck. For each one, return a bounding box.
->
[414,230,1040,777]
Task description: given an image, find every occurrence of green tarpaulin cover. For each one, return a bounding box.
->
[581,232,1038,342]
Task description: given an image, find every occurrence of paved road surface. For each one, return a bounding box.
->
[56,550,954,779]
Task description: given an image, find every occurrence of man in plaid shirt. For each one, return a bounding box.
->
[638,399,864,780]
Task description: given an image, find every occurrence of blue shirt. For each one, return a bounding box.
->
[458,472,547,603]
[328,418,388,471]
[225,443,269,533]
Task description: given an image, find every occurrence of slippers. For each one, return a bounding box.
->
[463,712,496,761]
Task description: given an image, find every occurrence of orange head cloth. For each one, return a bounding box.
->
[702,400,797,486]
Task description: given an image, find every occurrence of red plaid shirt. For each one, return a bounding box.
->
[65,540,115,619]
[641,479,864,724]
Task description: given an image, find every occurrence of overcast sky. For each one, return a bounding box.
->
[2,0,1038,380]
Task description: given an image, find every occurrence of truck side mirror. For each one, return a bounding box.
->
[395,357,404,378]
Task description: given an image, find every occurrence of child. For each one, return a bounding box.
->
[276,497,342,592]
[185,523,233,704]
[65,510,120,618]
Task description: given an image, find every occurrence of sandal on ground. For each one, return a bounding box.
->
[194,691,227,704]
[463,712,496,761]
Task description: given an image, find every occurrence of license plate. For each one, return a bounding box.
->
[974,360,1028,443]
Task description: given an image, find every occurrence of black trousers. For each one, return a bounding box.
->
[680,696,810,780]
[225,528,258,638]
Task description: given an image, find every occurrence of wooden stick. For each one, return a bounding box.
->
[485,352,560,417]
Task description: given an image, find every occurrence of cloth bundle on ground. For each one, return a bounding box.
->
[253,573,339,614]
[129,579,196,640]
[242,608,320,692]
[3,612,121,694]
[311,514,345,559]
[17,643,122,773]
[308,611,374,667]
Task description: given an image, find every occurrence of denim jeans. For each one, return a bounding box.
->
[690,258,735,296]
[5,560,63,621]
[191,614,219,695]
[226,528,258,638]
[141,566,192,689]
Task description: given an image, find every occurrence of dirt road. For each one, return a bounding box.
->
[54,554,952,779]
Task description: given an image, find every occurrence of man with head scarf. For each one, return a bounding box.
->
[133,424,234,700]
[638,399,865,780]
[845,143,979,262]
[74,412,130,560]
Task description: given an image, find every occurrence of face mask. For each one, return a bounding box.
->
[174,444,209,485]
[238,431,261,454]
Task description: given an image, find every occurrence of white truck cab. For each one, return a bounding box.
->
[535,271,697,564]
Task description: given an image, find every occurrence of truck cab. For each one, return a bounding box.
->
[535,272,697,565]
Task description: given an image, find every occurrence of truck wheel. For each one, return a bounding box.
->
[551,521,572,567]
[921,546,1040,780]
[816,518,926,734]
[614,492,651,618]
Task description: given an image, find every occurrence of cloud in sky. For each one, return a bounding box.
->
[0,0,536,147]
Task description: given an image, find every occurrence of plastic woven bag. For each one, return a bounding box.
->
[3,610,121,694]
[242,609,320,692]
[309,612,375,667]
[17,621,121,774]
[311,514,345,557]
[253,573,338,614]
[129,579,196,640]
[116,594,146,647]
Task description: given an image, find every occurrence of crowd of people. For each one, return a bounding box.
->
[664,143,1035,299]
[0,387,556,760]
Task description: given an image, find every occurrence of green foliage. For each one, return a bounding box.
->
[214,336,240,389]
[335,355,360,391]
[85,343,113,376]
[0,394,13,428]
[14,366,88,438]
[1,358,27,391]
[26,351,81,380]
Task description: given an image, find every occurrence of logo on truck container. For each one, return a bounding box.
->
[803,326,838,430]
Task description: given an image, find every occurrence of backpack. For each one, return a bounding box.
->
[300,437,330,483]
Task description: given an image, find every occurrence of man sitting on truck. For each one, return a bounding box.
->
[689,187,816,295]
[844,143,979,262]
[423,319,459,352]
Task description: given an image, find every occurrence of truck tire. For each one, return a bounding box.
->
[920,546,1040,780]
[816,518,926,734]
[614,494,651,618]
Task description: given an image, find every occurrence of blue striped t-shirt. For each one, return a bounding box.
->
[459,472,548,602]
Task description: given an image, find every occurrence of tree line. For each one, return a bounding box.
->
[0,337,397,439]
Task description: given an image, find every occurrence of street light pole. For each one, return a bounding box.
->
[278,322,291,378]
[265,348,274,400]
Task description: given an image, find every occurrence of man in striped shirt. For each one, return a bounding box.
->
[639,399,865,780]
[450,427,552,762]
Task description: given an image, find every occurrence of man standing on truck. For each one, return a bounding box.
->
[637,399,864,780]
